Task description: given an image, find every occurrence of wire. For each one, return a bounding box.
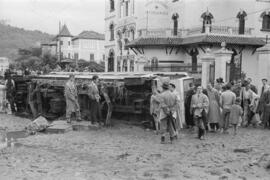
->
[214,7,270,25]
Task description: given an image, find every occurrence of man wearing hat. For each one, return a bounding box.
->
[158,82,178,143]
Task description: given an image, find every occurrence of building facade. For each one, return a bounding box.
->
[42,25,105,63]
[104,0,270,86]
[0,57,9,77]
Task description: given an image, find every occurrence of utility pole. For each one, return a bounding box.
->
[58,21,62,62]
[146,10,149,32]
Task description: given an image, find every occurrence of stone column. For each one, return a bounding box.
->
[135,55,148,72]
[200,48,215,88]
[214,42,233,83]
[205,24,210,34]
[105,57,108,72]
[256,43,270,90]
[127,58,130,72]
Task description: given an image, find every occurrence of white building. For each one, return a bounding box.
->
[0,57,9,77]
[104,0,270,86]
[42,24,105,63]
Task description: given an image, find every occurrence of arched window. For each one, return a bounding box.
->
[108,49,114,72]
[130,59,134,72]
[130,28,135,40]
[109,23,114,41]
[117,60,121,72]
[172,13,179,36]
[201,10,214,33]
[261,12,270,31]
[237,11,247,34]
[125,1,129,16]
[122,59,128,72]
[117,30,122,39]
[151,57,158,71]
[118,39,123,54]
[124,38,129,50]
[110,0,115,12]
[190,48,199,72]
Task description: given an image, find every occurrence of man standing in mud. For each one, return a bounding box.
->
[190,86,209,140]
[260,87,270,128]
[64,74,81,123]
[5,75,16,114]
[88,75,101,125]
[220,84,236,133]
[257,78,270,116]
[158,82,178,144]
[185,83,196,129]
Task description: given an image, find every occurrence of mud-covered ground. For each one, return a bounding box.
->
[0,114,270,180]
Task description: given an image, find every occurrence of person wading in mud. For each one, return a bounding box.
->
[190,86,209,140]
[158,82,178,144]
[64,74,81,123]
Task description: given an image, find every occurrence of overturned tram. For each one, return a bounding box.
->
[11,72,194,127]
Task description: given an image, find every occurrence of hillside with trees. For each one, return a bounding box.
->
[0,21,54,60]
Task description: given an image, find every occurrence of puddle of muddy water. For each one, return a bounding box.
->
[6,131,29,140]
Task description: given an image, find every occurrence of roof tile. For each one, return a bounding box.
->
[73,31,104,40]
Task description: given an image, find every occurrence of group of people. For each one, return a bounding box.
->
[64,74,102,124]
[151,77,270,143]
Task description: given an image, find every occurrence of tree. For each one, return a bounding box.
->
[41,54,57,70]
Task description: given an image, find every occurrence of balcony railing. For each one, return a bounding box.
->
[138,26,253,38]
[144,64,202,74]
[138,28,189,38]
[187,25,253,36]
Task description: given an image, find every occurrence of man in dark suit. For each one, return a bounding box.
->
[257,78,270,115]
[261,88,270,128]
[185,83,195,128]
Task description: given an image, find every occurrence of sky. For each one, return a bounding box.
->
[0,0,105,35]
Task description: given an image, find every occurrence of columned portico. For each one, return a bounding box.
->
[200,48,215,88]
[214,42,233,83]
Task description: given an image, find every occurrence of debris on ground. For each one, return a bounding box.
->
[117,152,130,160]
[25,116,49,135]
[233,148,252,153]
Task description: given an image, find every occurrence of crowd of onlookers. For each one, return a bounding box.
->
[151,77,270,143]
[185,77,270,138]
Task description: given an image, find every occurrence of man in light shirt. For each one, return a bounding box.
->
[190,86,209,140]
[220,84,236,133]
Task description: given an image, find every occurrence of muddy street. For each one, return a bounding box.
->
[0,114,270,180]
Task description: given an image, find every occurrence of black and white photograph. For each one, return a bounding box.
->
[0,0,270,179]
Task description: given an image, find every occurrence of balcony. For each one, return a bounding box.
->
[138,28,189,37]
[187,25,253,36]
[138,25,254,38]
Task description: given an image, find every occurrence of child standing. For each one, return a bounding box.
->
[229,97,243,135]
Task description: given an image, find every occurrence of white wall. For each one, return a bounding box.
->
[59,36,73,59]
[72,39,105,63]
